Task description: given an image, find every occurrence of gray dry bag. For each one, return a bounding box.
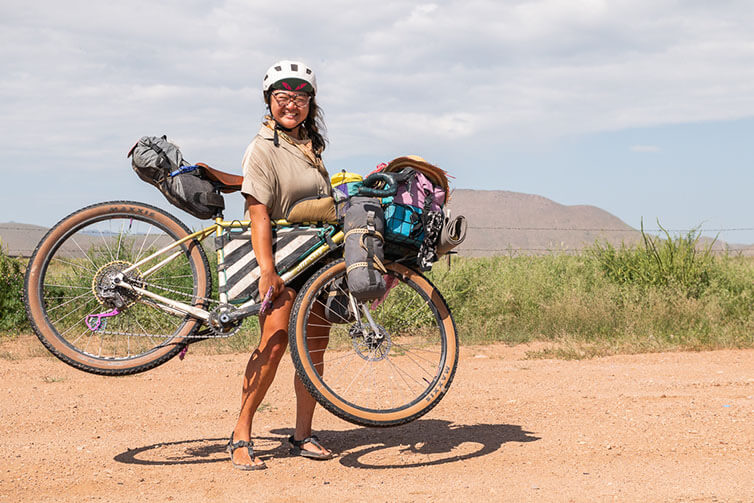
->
[128,135,225,220]
[343,197,387,301]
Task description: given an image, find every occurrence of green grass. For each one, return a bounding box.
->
[5,225,754,359]
[427,228,754,356]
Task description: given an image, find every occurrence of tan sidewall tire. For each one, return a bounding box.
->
[291,260,458,427]
[24,201,210,375]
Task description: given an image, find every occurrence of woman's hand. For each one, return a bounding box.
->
[258,268,285,302]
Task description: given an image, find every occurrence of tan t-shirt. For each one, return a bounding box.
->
[241,124,331,220]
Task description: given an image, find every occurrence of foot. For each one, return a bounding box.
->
[288,434,334,460]
[227,433,267,470]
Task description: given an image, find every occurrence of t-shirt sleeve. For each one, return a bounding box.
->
[241,138,276,210]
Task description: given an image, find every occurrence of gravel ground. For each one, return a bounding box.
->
[1,340,752,502]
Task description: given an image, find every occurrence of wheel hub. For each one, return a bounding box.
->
[350,323,392,361]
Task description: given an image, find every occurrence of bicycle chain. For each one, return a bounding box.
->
[93,278,239,339]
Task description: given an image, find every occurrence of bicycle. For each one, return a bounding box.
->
[23,166,458,427]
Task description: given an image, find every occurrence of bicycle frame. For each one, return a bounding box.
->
[117,217,344,323]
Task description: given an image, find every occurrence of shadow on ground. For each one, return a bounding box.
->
[114,419,539,469]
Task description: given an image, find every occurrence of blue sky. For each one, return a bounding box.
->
[2,1,754,243]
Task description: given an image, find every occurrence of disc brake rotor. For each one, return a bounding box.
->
[349,323,392,361]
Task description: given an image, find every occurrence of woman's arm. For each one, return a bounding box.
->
[245,194,285,301]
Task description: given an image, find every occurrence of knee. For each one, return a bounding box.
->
[266,335,288,362]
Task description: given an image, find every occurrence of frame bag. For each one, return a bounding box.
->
[128,135,224,220]
[217,226,329,304]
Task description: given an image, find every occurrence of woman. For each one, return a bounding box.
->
[227,60,334,470]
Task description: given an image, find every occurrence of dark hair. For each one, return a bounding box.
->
[302,96,327,156]
[265,92,328,156]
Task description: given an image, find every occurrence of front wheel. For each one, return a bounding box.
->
[23,201,211,375]
[289,259,458,427]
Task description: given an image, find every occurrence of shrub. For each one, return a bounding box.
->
[0,243,28,333]
[590,221,716,298]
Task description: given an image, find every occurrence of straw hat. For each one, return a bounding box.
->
[383,155,450,198]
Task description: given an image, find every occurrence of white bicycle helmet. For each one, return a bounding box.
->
[262,60,317,95]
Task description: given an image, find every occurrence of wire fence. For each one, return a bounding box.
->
[3,225,754,258]
[454,225,754,255]
[466,225,754,233]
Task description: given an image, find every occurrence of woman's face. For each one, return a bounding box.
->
[269,90,311,132]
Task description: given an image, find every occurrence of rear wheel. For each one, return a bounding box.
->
[289,259,458,427]
[23,201,211,375]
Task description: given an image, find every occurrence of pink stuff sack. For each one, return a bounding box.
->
[394,171,445,212]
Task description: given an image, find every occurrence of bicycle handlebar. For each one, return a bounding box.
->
[357,172,398,198]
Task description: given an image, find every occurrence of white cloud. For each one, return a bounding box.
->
[2,0,754,172]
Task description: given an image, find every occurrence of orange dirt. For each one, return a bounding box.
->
[1,340,752,502]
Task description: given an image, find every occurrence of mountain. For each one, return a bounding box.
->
[0,223,48,258]
[446,189,641,256]
[2,190,750,257]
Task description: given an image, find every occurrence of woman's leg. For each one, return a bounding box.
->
[293,300,332,455]
[231,288,296,467]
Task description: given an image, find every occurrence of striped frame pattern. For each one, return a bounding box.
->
[218,226,326,304]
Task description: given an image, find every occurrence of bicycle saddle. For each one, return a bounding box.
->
[196,163,243,193]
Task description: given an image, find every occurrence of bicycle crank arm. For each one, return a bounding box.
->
[223,304,262,323]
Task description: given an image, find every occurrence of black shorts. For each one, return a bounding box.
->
[286,273,309,294]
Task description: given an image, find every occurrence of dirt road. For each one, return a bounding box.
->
[1,341,752,502]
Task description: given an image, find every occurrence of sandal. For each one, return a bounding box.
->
[288,434,334,460]
[226,432,267,471]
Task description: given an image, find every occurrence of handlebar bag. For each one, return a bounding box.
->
[393,170,446,212]
[384,203,425,248]
[344,197,387,301]
[128,135,224,220]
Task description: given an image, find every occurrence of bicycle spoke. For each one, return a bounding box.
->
[97,229,116,262]
[44,290,95,314]
[342,344,382,397]
[386,355,428,393]
[391,341,443,366]
[115,221,125,260]
[291,260,456,425]
[43,284,90,290]
[51,255,98,276]
[135,224,154,263]
[49,297,98,328]
[28,206,210,372]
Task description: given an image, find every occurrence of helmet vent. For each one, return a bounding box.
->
[291,63,298,71]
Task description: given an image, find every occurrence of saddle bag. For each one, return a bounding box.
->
[128,135,225,220]
[343,197,387,301]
